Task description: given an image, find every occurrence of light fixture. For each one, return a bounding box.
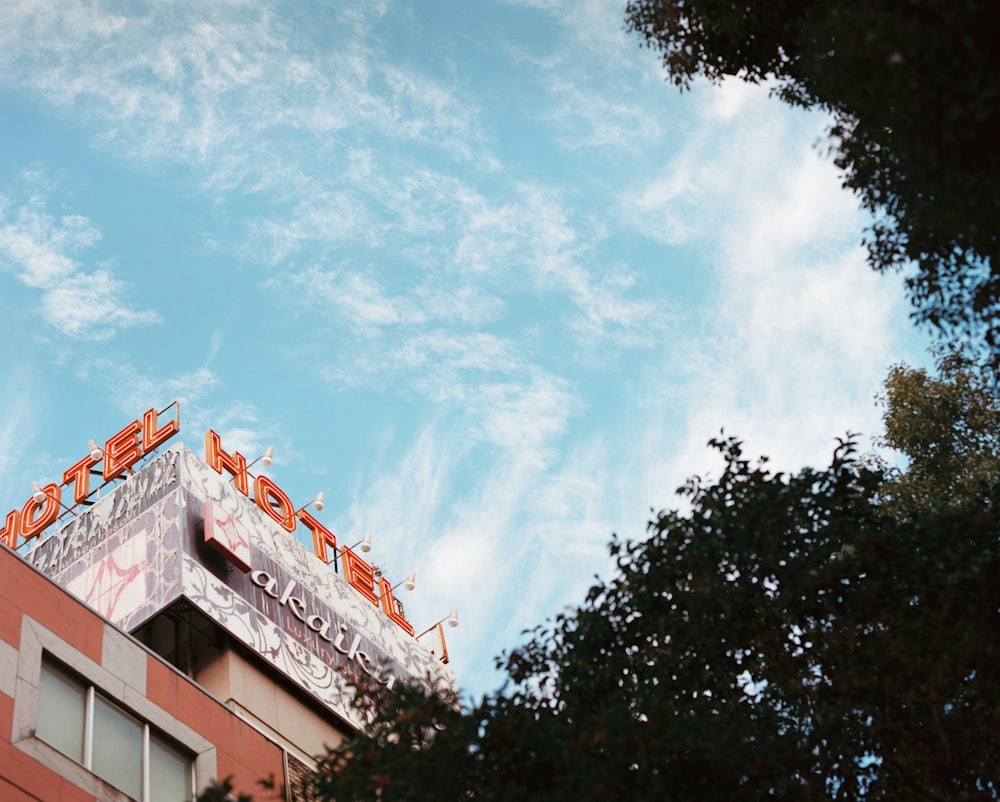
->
[31,482,46,504]
[282,492,325,527]
[416,609,459,639]
[247,446,274,470]
[383,572,416,594]
[327,533,371,576]
[31,482,77,517]
[344,533,372,553]
[88,440,104,462]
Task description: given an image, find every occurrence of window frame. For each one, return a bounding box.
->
[37,657,194,802]
[10,614,216,802]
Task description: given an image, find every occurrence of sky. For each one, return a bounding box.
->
[0,0,932,704]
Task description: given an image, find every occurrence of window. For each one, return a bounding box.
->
[37,658,193,802]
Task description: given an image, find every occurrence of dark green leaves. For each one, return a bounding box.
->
[299,363,1000,801]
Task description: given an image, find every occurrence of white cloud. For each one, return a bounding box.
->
[621,81,920,482]
[0,196,99,286]
[249,192,378,265]
[2,1,671,371]
[501,0,634,62]
[78,360,221,419]
[0,191,160,339]
[500,0,565,9]
[279,267,427,334]
[471,370,577,457]
[336,372,582,689]
[628,162,715,246]
[402,332,524,386]
[414,283,505,327]
[342,422,466,575]
[701,78,770,123]
[406,78,928,694]
[68,360,286,473]
[543,76,663,151]
[194,400,284,465]
[317,324,526,398]
[449,182,667,352]
[379,66,499,170]
[40,271,160,340]
[0,2,498,194]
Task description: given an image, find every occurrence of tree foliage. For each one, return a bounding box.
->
[624,0,1000,354]
[873,348,1000,519]
[195,776,255,802]
[298,366,1000,801]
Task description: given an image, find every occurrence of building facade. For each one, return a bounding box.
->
[1,404,456,801]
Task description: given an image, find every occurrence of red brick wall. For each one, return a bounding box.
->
[0,546,285,802]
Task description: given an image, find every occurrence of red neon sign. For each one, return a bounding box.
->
[1,403,180,550]
[203,429,416,637]
[0,405,418,641]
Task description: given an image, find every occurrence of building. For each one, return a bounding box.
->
[1,403,457,801]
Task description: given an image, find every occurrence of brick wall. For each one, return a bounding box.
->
[1,546,286,802]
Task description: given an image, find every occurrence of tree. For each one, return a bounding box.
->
[196,776,254,802]
[298,408,1000,799]
[624,0,1000,355]
[873,347,1000,519]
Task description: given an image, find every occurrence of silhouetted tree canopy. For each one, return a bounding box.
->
[873,347,1000,520]
[293,357,1000,802]
[625,0,1000,356]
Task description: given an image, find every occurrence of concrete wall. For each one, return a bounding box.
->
[195,647,350,764]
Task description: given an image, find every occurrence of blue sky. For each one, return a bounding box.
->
[0,0,930,703]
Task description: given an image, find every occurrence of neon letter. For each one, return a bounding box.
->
[0,508,20,548]
[341,549,379,606]
[204,429,249,496]
[63,454,99,504]
[104,420,142,481]
[379,577,415,636]
[142,406,179,452]
[254,475,296,533]
[298,510,338,564]
[20,484,60,540]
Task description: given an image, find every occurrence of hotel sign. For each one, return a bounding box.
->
[1,403,179,548]
[4,403,424,643]
[202,429,416,637]
[8,404,456,727]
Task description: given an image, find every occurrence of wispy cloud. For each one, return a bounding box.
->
[0,2,497,193]
[543,76,663,151]
[340,370,582,680]
[1,1,669,369]
[0,188,159,339]
[379,66,500,170]
[449,182,668,352]
[278,267,428,334]
[0,366,39,493]
[40,271,160,339]
[249,191,379,265]
[78,359,220,418]
[72,358,289,470]
[621,80,915,475]
[0,194,99,286]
